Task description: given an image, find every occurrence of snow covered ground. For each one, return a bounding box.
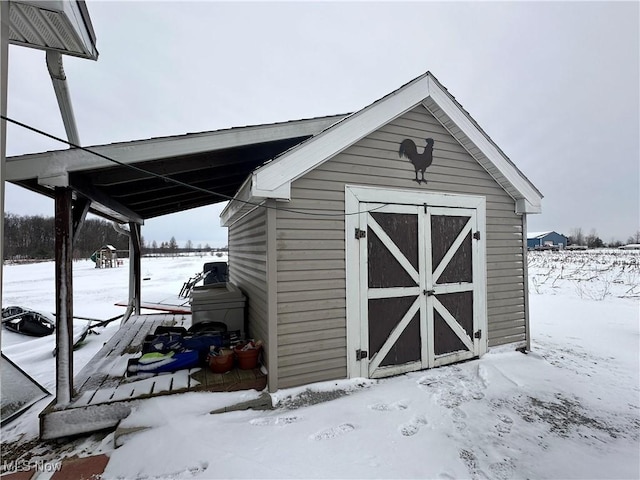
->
[1,250,639,479]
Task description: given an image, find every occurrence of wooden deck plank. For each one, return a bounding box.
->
[173,369,193,391]
[188,369,201,389]
[105,317,147,356]
[75,314,183,405]
[123,315,165,354]
[110,383,138,402]
[42,312,267,439]
[127,377,157,398]
[90,386,119,404]
[73,390,95,407]
[151,374,174,395]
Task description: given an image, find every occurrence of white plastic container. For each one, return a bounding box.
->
[190,282,246,336]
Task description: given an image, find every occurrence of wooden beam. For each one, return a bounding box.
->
[72,196,91,244]
[129,222,142,315]
[55,187,74,405]
[89,140,305,187]
[1,0,8,321]
[69,173,144,225]
[112,170,248,201]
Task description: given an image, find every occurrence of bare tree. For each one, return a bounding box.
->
[168,236,178,254]
[585,229,603,248]
[627,231,640,244]
[569,227,585,246]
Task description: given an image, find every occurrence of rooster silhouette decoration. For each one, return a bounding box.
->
[399,138,434,184]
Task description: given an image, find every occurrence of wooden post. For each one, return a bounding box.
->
[129,222,142,315]
[0,0,9,337]
[55,187,74,404]
[71,197,91,244]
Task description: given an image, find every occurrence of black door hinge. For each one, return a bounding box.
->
[473,231,481,240]
[355,228,367,239]
[356,349,368,360]
[474,330,482,339]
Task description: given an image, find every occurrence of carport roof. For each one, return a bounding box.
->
[5,114,347,224]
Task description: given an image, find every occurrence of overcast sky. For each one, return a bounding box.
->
[5,1,639,246]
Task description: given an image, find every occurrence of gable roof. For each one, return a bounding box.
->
[221,71,542,224]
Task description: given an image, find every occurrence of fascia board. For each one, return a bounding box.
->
[251,179,290,200]
[5,116,342,182]
[426,76,543,213]
[221,174,290,227]
[252,75,431,195]
[516,198,542,214]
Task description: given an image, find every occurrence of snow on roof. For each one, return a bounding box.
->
[527,231,553,239]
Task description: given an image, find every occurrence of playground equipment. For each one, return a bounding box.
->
[90,245,121,268]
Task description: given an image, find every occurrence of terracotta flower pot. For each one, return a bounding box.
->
[208,349,234,373]
[234,342,262,370]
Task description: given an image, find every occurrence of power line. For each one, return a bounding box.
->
[2,114,388,218]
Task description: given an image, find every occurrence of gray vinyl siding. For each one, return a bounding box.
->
[227,207,269,349]
[275,105,525,388]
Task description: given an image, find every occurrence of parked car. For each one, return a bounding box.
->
[534,244,560,252]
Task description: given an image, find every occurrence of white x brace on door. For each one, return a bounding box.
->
[346,186,487,379]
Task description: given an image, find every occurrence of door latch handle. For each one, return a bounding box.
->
[423,289,435,296]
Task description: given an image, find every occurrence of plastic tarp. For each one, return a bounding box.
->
[1,352,50,425]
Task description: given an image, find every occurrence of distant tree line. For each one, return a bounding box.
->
[3,213,129,260]
[3,214,228,261]
[144,238,227,256]
[568,228,640,249]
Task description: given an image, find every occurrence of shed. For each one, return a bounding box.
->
[5,71,542,405]
[527,231,568,249]
[221,72,543,391]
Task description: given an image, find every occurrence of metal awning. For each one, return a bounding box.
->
[5,114,348,223]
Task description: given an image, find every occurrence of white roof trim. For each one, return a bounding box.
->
[252,75,430,194]
[6,115,346,182]
[220,176,254,227]
[248,72,542,214]
[425,76,542,214]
